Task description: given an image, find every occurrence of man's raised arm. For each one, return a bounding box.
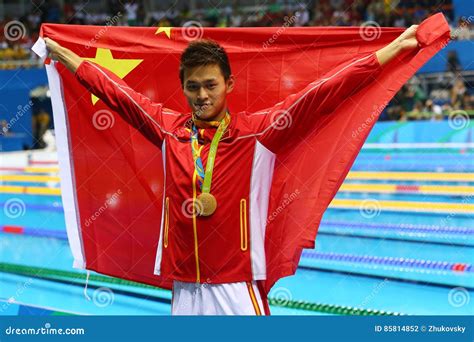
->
[44,37,169,148]
[375,25,418,65]
[45,38,83,73]
[251,25,420,153]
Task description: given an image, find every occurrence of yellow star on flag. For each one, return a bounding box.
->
[83,48,143,105]
[155,27,172,39]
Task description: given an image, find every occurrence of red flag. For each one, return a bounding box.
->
[34,13,450,293]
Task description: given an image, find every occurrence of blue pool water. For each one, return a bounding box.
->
[1,150,473,316]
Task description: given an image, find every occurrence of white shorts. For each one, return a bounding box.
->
[171,280,270,315]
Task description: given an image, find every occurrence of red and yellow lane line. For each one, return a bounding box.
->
[347,171,474,182]
[2,225,24,234]
[0,185,60,196]
[0,175,60,182]
[339,183,474,196]
[3,171,473,184]
[1,181,472,200]
[29,160,58,165]
[330,199,474,214]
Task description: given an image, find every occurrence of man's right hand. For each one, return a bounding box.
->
[44,37,62,60]
[43,37,83,73]
[375,25,419,66]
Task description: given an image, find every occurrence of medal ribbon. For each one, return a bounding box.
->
[190,112,230,193]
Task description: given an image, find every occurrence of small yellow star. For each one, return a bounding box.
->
[156,27,172,39]
[83,48,143,105]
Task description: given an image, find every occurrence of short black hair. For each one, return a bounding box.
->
[179,39,231,87]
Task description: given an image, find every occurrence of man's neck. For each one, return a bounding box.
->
[193,108,227,124]
[205,107,227,122]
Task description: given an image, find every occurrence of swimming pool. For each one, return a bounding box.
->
[1,147,472,316]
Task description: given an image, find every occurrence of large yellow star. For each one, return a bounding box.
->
[83,48,143,105]
[155,27,172,39]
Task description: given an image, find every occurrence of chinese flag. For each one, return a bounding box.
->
[34,13,450,293]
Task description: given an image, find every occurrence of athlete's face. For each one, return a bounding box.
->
[183,64,234,121]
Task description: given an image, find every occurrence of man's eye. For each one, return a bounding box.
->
[208,84,217,89]
[187,85,198,91]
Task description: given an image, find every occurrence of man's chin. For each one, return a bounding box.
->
[194,110,217,121]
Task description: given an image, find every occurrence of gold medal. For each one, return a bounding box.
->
[190,113,230,217]
[196,193,217,216]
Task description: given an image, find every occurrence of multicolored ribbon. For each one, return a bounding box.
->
[190,112,231,191]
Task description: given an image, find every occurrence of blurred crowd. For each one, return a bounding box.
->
[1,0,471,63]
[0,0,472,122]
[383,75,474,121]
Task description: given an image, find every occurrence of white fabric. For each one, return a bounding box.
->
[249,140,275,279]
[32,37,86,269]
[31,37,48,62]
[171,280,266,315]
[153,140,167,275]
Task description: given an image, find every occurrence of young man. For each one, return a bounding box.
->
[44,25,419,315]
